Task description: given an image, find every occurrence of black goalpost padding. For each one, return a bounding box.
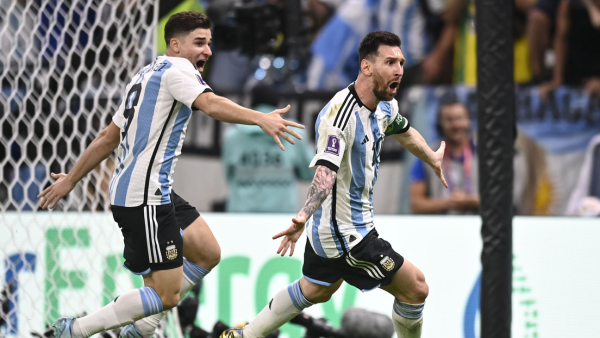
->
[475,0,515,337]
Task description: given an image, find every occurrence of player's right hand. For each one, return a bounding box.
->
[37,173,76,209]
[273,212,307,257]
[259,105,305,151]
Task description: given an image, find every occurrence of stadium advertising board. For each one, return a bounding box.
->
[1,213,598,337]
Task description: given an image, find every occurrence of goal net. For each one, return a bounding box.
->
[0,1,170,336]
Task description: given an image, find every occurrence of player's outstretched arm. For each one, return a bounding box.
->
[392,127,448,188]
[273,165,337,256]
[193,91,304,150]
[37,122,121,209]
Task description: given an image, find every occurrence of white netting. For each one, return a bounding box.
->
[0,0,160,336]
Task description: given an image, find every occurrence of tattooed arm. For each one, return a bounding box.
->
[273,165,337,256]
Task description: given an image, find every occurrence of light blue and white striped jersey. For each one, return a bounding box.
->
[109,55,212,207]
[307,84,410,258]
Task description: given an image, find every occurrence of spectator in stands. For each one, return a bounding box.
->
[410,95,479,214]
[307,0,454,90]
[527,0,561,83]
[222,85,315,213]
[539,0,600,99]
[565,134,600,216]
[446,0,534,85]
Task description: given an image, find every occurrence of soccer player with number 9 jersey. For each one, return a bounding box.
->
[38,11,304,338]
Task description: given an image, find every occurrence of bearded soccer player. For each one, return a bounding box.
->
[221,31,448,338]
[38,12,304,338]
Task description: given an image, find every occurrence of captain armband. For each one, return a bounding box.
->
[384,114,410,136]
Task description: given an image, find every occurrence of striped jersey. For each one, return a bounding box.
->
[109,55,212,207]
[307,83,410,258]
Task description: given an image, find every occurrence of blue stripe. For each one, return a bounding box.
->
[314,102,331,149]
[311,206,327,257]
[183,258,209,284]
[402,1,417,67]
[369,113,382,213]
[139,288,152,316]
[287,283,302,310]
[394,299,425,319]
[114,61,173,206]
[349,112,369,236]
[378,101,392,125]
[304,276,333,286]
[159,104,192,203]
[180,228,183,236]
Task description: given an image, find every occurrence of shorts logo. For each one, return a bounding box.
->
[380,256,395,271]
[166,242,178,260]
[325,135,340,156]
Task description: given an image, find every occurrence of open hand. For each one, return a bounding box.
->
[430,141,448,188]
[273,212,307,256]
[37,173,75,209]
[260,105,305,151]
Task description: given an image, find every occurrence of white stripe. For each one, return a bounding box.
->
[144,207,154,263]
[348,253,385,279]
[346,256,380,280]
[153,206,163,262]
[349,252,385,279]
[148,206,158,263]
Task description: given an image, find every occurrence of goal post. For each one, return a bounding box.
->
[0,0,159,335]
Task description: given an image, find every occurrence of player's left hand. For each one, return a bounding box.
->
[260,105,305,151]
[37,172,76,209]
[273,212,307,257]
[430,141,448,188]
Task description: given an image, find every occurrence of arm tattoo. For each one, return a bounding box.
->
[301,166,337,218]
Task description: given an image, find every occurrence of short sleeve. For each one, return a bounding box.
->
[410,159,427,182]
[167,65,212,109]
[384,100,410,136]
[112,95,127,129]
[309,126,347,172]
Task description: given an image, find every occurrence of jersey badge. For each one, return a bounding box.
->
[325,135,340,156]
[380,256,395,271]
[166,241,178,260]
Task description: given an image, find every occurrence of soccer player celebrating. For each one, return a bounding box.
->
[221,31,447,338]
[38,12,304,338]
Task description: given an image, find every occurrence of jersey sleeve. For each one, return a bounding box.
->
[384,99,410,136]
[112,93,127,129]
[166,64,213,109]
[309,103,350,172]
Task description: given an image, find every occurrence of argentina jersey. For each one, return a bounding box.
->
[307,83,410,258]
[109,55,212,207]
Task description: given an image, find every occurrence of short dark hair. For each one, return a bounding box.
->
[164,12,212,47]
[358,31,401,63]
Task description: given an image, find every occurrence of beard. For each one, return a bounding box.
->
[372,72,395,102]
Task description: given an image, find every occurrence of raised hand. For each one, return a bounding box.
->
[430,141,448,188]
[273,212,307,257]
[37,172,76,209]
[259,105,305,151]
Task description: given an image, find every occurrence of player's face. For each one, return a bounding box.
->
[179,28,212,72]
[371,45,404,101]
[439,103,471,145]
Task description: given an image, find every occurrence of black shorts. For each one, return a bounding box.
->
[111,191,200,275]
[302,229,404,291]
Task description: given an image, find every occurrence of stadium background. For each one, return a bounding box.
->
[1,0,600,337]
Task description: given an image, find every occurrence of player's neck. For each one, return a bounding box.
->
[354,77,378,111]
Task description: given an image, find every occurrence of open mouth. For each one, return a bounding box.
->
[196,60,206,69]
[389,81,400,91]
